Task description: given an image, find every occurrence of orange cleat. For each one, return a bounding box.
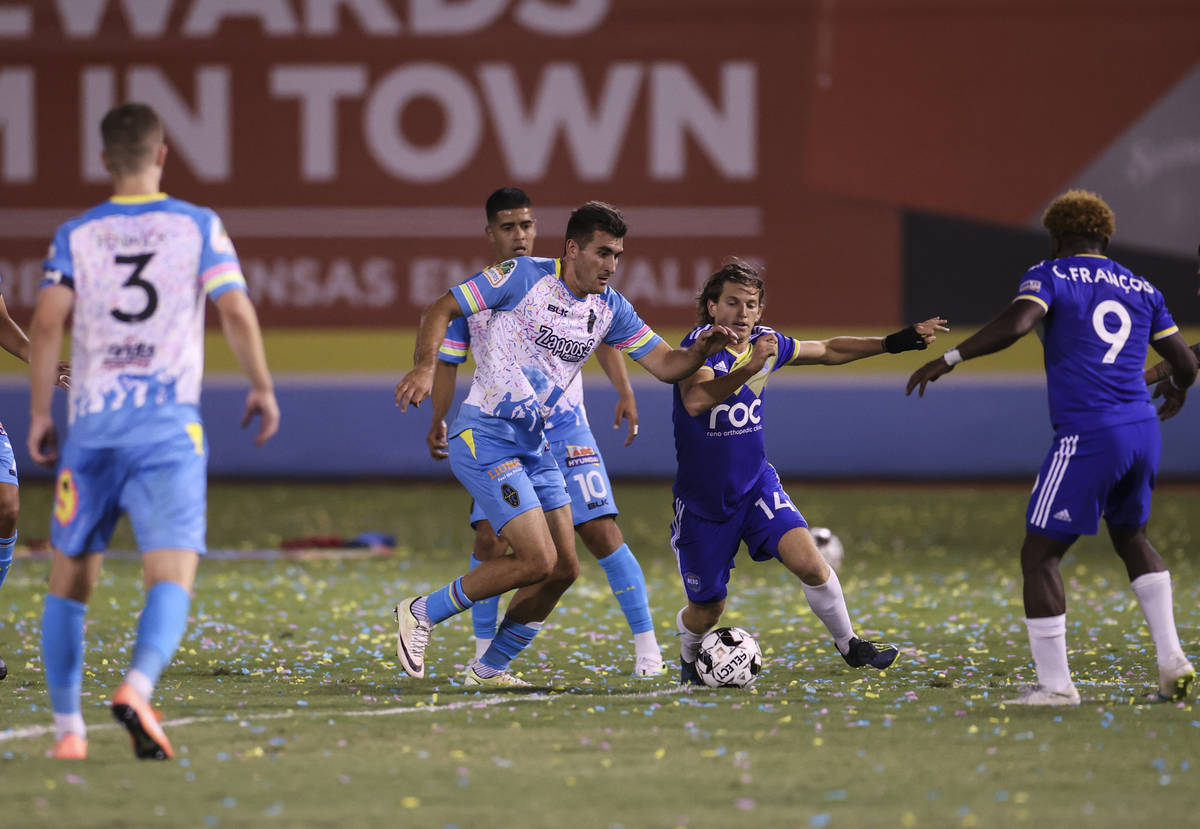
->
[48,733,88,760]
[111,684,173,760]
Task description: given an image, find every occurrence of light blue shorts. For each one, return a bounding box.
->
[0,422,17,486]
[51,425,208,556]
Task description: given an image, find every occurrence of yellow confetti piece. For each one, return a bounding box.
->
[402,797,420,808]
[566,776,577,787]
[778,715,791,724]
[1015,792,1029,804]
[813,737,823,747]
[654,748,666,760]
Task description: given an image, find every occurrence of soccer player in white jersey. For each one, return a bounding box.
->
[671,260,947,684]
[31,103,280,759]
[0,276,70,682]
[394,202,735,686]
[908,190,1198,706]
[427,188,664,677]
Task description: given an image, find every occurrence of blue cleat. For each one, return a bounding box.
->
[840,637,898,670]
[680,658,703,686]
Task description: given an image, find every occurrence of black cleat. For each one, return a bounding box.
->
[0,653,7,680]
[680,658,703,686]
[841,637,898,670]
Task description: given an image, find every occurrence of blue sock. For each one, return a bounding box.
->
[42,594,87,715]
[128,582,191,694]
[468,555,499,639]
[479,618,541,672]
[598,544,654,635]
[426,576,474,624]
[0,532,13,591]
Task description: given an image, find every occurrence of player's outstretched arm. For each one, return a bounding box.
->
[27,284,74,465]
[395,292,462,412]
[0,292,69,388]
[594,343,638,445]
[635,325,738,384]
[907,301,1043,397]
[427,360,458,459]
[677,333,778,416]
[215,290,280,446]
[791,317,949,366]
[1147,333,1199,421]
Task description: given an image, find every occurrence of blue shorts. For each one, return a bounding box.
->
[0,422,17,486]
[450,420,570,535]
[669,465,808,604]
[51,425,208,556]
[1026,419,1160,540]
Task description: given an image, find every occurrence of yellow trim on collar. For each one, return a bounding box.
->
[110,192,168,204]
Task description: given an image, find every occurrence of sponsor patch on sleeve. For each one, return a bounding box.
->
[483,258,517,287]
[211,217,236,255]
[1019,279,1042,293]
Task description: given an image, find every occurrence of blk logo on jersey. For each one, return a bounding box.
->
[501,483,520,508]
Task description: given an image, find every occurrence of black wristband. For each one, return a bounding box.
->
[883,325,927,353]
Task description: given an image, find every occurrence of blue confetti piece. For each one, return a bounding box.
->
[810,814,832,828]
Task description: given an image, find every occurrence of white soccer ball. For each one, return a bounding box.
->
[811,526,844,571]
[695,626,763,688]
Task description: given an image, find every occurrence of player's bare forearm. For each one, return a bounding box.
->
[430,361,459,427]
[595,343,634,398]
[28,285,72,417]
[949,302,1041,362]
[0,296,31,363]
[1146,342,1200,386]
[1151,332,1199,391]
[637,326,737,383]
[413,293,461,373]
[808,336,887,365]
[216,290,274,393]
[679,365,761,416]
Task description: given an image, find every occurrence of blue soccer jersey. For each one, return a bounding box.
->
[672,325,801,521]
[449,256,660,436]
[42,193,247,447]
[1014,254,1178,431]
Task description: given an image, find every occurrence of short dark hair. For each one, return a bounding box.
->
[101,103,164,176]
[485,187,532,223]
[1042,189,1115,242]
[697,259,765,326]
[564,201,627,251]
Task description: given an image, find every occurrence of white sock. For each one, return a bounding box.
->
[633,630,660,659]
[800,569,855,653]
[474,637,493,660]
[125,668,154,701]
[1024,614,1072,690]
[676,608,706,663]
[1130,571,1187,666]
[54,712,86,742]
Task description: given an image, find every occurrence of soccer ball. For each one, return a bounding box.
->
[695,626,763,688]
[811,526,844,571]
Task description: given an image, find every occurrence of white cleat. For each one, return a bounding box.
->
[1002,683,1081,707]
[463,663,532,688]
[633,653,665,677]
[393,597,431,678]
[1156,655,1196,702]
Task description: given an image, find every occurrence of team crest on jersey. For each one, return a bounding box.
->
[565,444,599,468]
[483,259,517,287]
[501,483,520,508]
[1019,279,1042,293]
[210,217,235,255]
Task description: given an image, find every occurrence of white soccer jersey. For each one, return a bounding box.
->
[42,193,247,446]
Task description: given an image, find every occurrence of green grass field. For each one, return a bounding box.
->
[2,481,1199,827]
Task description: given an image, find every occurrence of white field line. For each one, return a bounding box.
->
[0,684,690,744]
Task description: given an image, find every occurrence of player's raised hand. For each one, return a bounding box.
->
[1151,378,1187,421]
[613,391,639,446]
[242,387,280,446]
[27,413,58,466]
[693,324,738,356]
[427,419,449,459]
[748,333,778,372]
[395,366,433,412]
[914,317,950,346]
[906,356,954,397]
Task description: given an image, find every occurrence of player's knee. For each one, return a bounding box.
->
[0,487,19,535]
[578,517,622,557]
[476,531,508,560]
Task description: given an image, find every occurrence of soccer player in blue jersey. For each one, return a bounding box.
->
[671,260,947,684]
[0,279,69,682]
[427,188,664,677]
[394,201,735,686]
[908,190,1199,706]
[30,103,280,758]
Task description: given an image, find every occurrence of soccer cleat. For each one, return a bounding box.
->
[111,684,174,760]
[0,652,7,680]
[680,658,703,686]
[462,663,532,688]
[1156,655,1196,702]
[1001,683,1081,707]
[48,733,88,760]
[633,652,665,678]
[393,597,431,679]
[840,637,899,670]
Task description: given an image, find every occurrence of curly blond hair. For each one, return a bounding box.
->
[1041,189,1115,240]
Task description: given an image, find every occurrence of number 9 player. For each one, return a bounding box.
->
[907,189,1199,706]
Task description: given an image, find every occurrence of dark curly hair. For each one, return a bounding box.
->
[1042,189,1115,241]
[696,260,764,326]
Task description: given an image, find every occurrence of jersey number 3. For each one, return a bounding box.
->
[112,253,158,323]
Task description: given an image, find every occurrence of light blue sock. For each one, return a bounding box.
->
[468,554,499,639]
[426,576,474,624]
[42,594,87,715]
[128,581,191,695]
[598,544,654,635]
[479,618,541,672]
[0,532,13,590]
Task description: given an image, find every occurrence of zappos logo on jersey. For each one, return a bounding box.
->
[534,326,594,362]
[708,399,762,430]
